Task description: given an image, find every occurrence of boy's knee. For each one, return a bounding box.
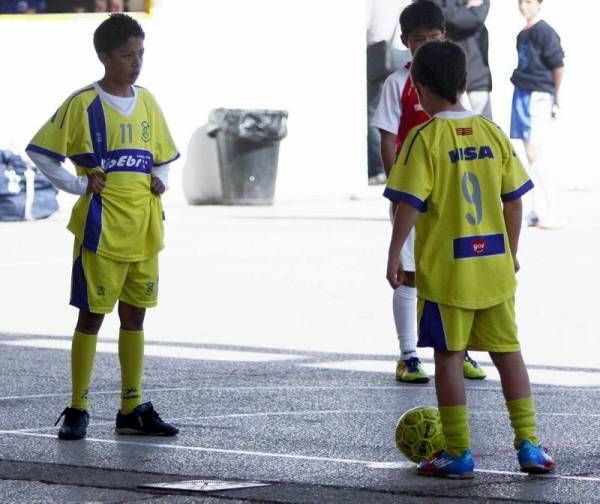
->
[76,311,104,334]
[118,302,146,330]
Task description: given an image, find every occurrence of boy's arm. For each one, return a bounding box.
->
[26,150,88,195]
[503,198,523,272]
[387,200,419,288]
[552,66,564,118]
[379,130,397,177]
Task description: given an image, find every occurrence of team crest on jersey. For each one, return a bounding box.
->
[141,121,151,142]
[456,128,473,136]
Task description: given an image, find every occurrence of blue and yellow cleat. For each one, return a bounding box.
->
[396,357,430,383]
[417,449,475,479]
[463,354,486,380]
[518,440,556,474]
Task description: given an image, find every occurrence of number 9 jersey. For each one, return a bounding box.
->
[384,110,533,310]
[27,84,179,262]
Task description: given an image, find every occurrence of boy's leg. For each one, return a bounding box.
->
[393,227,428,383]
[418,349,474,479]
[118,301,146,414]
[491,351,555,473]
[490,351,539,447]
[71,310,104,410]
[434,350,470,456]
[393,273,429,384]
[56,310,104,440]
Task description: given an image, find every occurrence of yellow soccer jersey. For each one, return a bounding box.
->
[27,85,179,262]
[384,111,533,309]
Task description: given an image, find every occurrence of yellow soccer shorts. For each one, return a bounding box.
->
[70,240,159,314]
[416,297,520,352]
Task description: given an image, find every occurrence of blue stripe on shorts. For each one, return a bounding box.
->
[510,87,532,142]
[417,301,447,350]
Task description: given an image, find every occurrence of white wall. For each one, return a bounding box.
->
[0,0,597,207]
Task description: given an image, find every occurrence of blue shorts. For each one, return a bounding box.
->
[510,87,553,145]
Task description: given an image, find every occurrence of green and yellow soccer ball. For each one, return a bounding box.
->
[395,406,446,463]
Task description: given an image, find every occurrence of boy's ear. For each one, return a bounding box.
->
[98,52,109,65]
[414,82,426,99]
[400,34,409,49]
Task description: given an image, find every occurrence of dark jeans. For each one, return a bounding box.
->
[367,77,385,178]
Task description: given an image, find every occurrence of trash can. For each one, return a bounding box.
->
[206,108,288,205]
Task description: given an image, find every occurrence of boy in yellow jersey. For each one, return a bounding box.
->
[26,14,179,440]
[384,41,555,478]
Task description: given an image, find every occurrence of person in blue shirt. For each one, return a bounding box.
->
[510,0,565,229]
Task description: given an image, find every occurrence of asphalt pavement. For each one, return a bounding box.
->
[1,186,599,503]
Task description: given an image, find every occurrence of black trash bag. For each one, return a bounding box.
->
[0,149,58,221]
[207,109,288,142]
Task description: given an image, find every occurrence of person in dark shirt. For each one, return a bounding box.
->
[510,0,564,229]
[431,0,493,119]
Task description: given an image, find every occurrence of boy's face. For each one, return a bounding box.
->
[99,36,144,85]
[518,0,542,20]
[401,27,444,57]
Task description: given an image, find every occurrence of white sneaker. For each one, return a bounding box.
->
[368,173,387,186]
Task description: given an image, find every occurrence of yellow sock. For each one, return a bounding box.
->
[439,404,470,457]
[119,328,144,414]
[70,330,98,411]
[507,396,540,449]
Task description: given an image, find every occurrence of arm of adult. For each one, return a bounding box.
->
[442,0,490,38]
[387,200,419,288]
[503,198,523,273]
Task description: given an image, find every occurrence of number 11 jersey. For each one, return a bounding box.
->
[27,84,179,262]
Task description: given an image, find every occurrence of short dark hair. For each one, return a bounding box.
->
[400,0,445,37]
[410,41,467,104]
[93,13,144,54]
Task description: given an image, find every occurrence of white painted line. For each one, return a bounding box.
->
[1,382,598,402]
[1,430,599,483]
[302,360,600,387]
[1,411,385,434]
[0,339,303,362]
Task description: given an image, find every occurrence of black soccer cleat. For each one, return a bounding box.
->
[55,407,90,440]
[115,401,179,436]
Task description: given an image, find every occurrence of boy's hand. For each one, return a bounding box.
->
[86,172,106,194]
[150,176,166,195]
[513,255,520,273]
[387,255,406,289]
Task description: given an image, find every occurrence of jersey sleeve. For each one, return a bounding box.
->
[26,92,92,163]
[147,93,180,167]
[371,71,404,134]
[383,125,433,211]
[500,136,533,202]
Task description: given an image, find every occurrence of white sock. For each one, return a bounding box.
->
[393,285,417,361]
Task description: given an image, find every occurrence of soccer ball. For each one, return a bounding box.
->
[395,406,445,463]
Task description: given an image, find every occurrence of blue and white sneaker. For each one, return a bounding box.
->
[518,440,556,474]
[417,449,475,479]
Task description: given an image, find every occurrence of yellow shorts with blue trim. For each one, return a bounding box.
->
[417,297,520,352]
[70,240,159,314]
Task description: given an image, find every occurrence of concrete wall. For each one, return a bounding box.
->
[0,0,596,207]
